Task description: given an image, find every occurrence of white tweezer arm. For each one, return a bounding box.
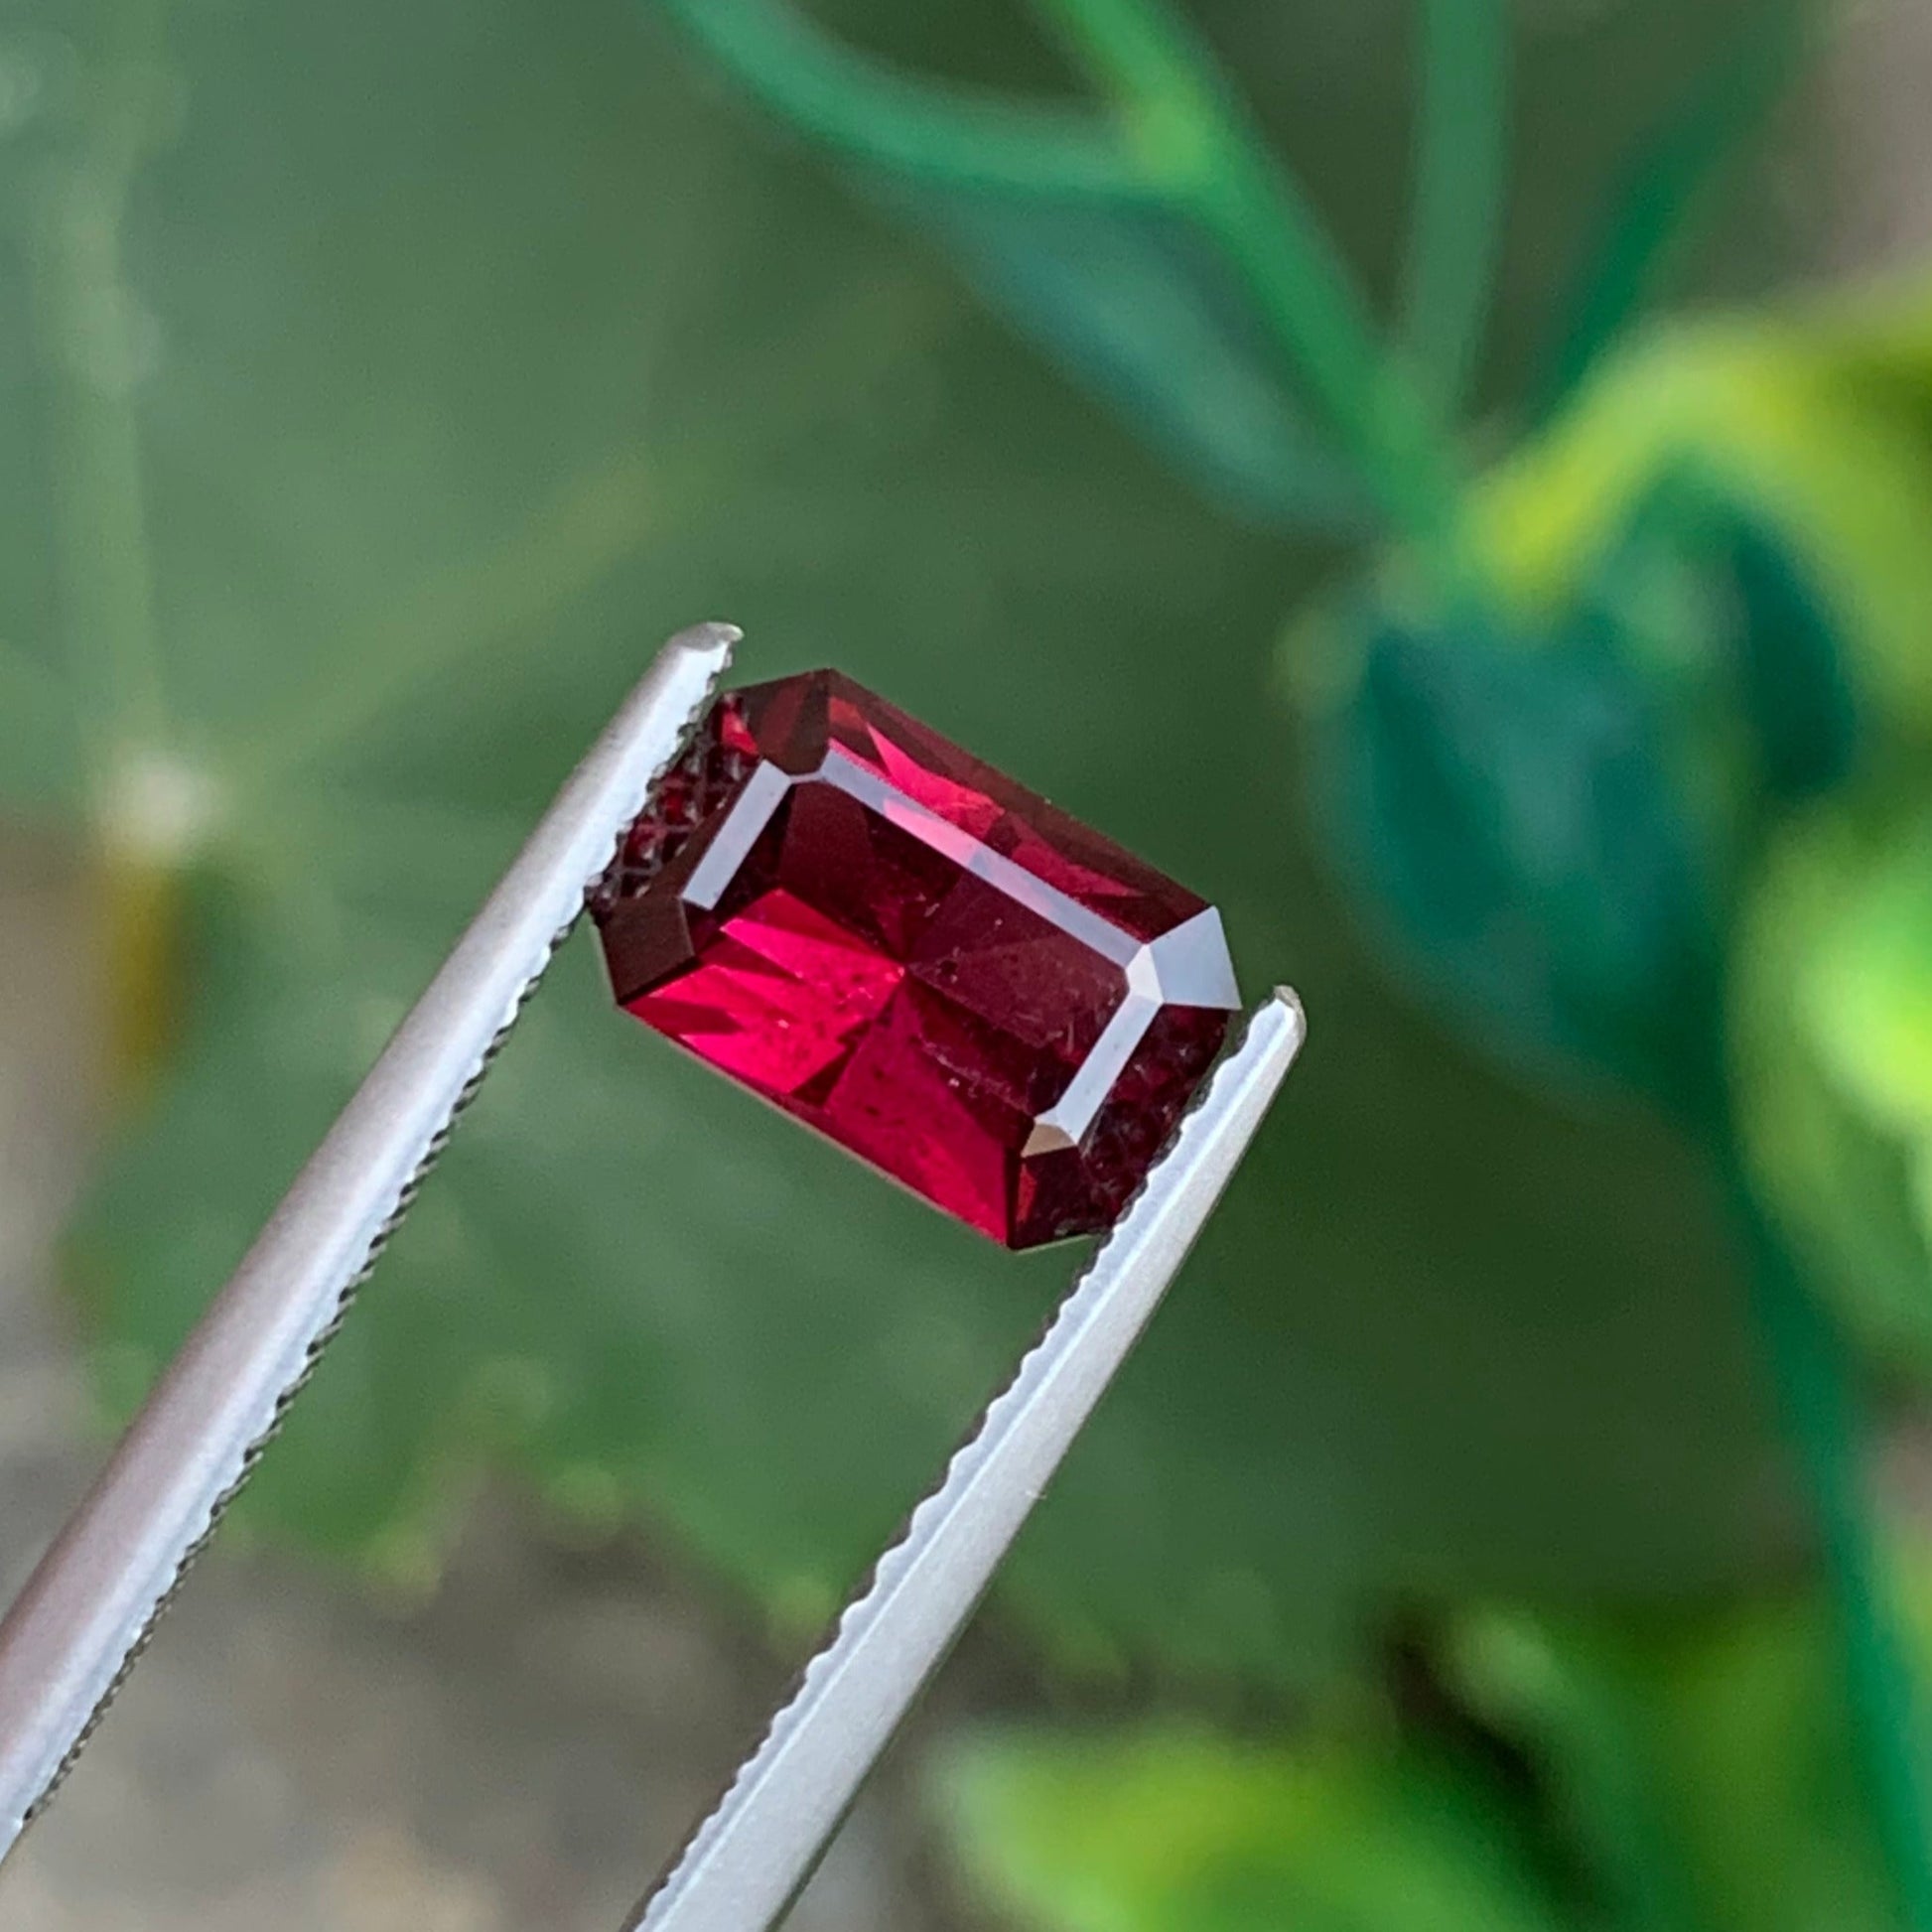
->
[628,986,1305,1932]
[0,623,739,1858]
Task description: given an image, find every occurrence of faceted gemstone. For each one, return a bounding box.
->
[590,670,1240,1248]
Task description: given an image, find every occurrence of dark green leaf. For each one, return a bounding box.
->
[1721,509,1859,799]
[1592,467,1860,805]
[1301,605,1723,1112]
[1450,1600,1902,1932]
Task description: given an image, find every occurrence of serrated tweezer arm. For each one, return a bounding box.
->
[627,984,1303,1932]
[0,621,1305,1932]
[0,624,739,1859]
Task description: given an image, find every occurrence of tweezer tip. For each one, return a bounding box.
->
[666,620,743,664]
[1270,985,1307,1040]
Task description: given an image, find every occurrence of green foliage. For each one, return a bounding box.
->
[939,1724,1568,1932]
[655,0,1390,529]
[1297,591,1723,1111]
[0,0,1796,1696]
[659,0,1462,548]
[911,192,1374,531]
[1289,262,1932,1932]
[1297,289,1932,1121]
[1293,460,1873,1115]
[1449,1600,1902,1932]
[1734,797,1932,1371]
[939,1590,1924,1932]
[1710,496,1859,801]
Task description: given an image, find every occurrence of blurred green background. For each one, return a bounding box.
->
[7,0,1932,1926]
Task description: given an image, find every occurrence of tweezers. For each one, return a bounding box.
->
[0,623,1304,1928]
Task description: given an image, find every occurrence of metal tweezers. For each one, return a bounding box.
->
[0,624,1304,1929]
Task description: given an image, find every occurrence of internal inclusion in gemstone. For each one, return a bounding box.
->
[590,670,1240,1249]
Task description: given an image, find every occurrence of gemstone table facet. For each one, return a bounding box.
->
[590,670,1240,1248]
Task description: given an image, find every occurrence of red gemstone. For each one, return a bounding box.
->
[590,670,1239,1248]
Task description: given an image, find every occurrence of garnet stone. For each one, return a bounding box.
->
[590,670,1240,1248]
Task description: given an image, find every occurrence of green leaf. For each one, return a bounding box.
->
[1295,434,1877,1121]
[1707,500,1859,803]
[1584,466,1860,807]
[1802,839,1932,1146]
[1297,601,1723,1112]
[937,1725,1571,1932]
[1449,1600,1902,1932]
[1732,795,1932,1371]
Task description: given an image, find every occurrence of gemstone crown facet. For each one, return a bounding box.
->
[590,670,1240,1248]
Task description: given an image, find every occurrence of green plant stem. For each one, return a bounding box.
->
[656,0,1149,199]
[1727,1158,1932,1932]
[1402,0,1509,417]
[665,0,1476,572]
[1029,0,1470,576]
[1531,0,1806,420]
[32,0,174,785]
